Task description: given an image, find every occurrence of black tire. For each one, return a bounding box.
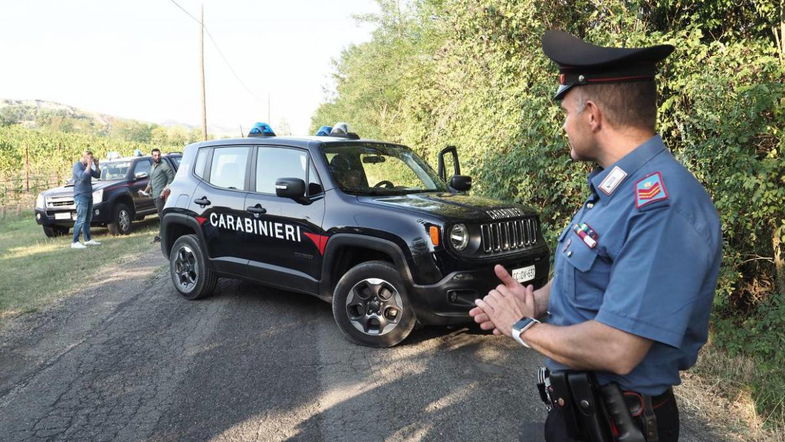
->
[169,234,217,300]
[43,225,69,237]
[332,260,416,347]
[107,203,133,235]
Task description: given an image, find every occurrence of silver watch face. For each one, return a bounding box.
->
[513,317,536,332]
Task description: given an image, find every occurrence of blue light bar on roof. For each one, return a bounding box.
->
[315,126,332,136]
[248,122,276,137]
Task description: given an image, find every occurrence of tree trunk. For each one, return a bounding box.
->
[774,221,785,296]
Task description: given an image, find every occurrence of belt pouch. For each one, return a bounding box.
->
[548,372,582,439]
[567,372,612,442]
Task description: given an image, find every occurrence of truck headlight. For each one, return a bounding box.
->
[449,223,469,251]
[92,189,103,203]
[36,193,45,209]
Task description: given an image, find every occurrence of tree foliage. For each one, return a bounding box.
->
[312,0,785,421]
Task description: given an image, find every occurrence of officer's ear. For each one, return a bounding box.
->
[583,100,603,132]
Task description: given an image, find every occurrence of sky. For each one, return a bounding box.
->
[0,0,379,136]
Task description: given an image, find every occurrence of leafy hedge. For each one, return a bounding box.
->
[312,0,785,422]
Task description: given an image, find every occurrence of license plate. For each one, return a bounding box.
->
[54,212,71,220]
[512,265,536,283]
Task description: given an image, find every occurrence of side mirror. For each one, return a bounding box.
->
[450,175,472,192]
[275,178,307,203]
[437,146,461,182]
[135,172,149,180]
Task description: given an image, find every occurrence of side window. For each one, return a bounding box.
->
[194,149,209,179]
[256,147,306,194]
[133,160,151,178]
[208,147,250,190]
[308,161,323,195]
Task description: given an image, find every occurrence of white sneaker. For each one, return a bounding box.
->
[71,242,87,249]
[84,240,101,246]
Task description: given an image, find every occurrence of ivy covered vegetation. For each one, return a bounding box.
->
[312,0,785,425]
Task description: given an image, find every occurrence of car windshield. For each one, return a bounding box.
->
[99,161,132,180]
[323,143,448,195]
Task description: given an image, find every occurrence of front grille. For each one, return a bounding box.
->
[48,199,74,207]
[480,217,539,254]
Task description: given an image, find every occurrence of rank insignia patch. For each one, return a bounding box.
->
[635,172,668,208]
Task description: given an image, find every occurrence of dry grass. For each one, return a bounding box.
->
[678,338,785,441]
[0,210,160,322]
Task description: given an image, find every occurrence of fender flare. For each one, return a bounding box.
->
[160,212,208,259]
[105,190,135,216]
[319,233,414,300]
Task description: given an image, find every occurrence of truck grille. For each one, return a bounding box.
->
[480,217,539,254]
[48,199,74,207]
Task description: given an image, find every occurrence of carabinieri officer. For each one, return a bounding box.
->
[470,31,722,441]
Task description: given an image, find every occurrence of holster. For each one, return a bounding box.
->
[542,371,652,442]
[548,371,612,442]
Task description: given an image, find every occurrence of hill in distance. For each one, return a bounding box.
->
[0,98,238,144]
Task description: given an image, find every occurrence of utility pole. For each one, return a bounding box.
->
[199,4,208,140]
[267,93,271,123]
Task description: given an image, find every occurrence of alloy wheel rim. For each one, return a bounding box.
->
[345,277,403,336]
[174,245,198,292]
[119,210,131,231]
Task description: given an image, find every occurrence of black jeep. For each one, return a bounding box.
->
[160,126,549,347]
[34,153,181,237]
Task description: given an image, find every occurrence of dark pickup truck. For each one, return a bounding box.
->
[34,153,181,237]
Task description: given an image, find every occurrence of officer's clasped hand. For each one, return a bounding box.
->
[469,264,537,337]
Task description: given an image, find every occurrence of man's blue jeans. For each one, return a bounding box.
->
[72,193,93,243]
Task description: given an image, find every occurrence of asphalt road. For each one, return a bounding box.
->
[0,247,726,441]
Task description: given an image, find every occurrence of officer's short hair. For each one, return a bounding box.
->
[82,150,93,157]
[575,81,657,132]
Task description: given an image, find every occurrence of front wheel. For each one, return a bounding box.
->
[169,234,217,300]
[42,225,69,237]
[107,203,133,235]
[332,261,416,347]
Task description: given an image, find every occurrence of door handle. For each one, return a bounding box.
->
[193,196,211,207]
[246,205,267,215]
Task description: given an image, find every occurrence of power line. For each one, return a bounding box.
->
[168,0,266,106]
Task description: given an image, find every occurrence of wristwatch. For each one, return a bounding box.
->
[512,317,540,348]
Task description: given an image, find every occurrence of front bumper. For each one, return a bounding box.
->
[34,203,110,227]
[407,253,550,326]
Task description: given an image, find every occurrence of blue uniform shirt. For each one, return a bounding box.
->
[72,161,100,197]
[546,135,722,395]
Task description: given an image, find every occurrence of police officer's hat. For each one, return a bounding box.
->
[541,30,674,100]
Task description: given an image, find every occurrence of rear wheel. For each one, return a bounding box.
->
[332,261,416,347]
[169,234,217,300]
[107,203,133,235]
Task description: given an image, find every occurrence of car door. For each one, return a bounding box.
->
[243,145,326,291]
[130,159,154,212]
[190,145,253,277]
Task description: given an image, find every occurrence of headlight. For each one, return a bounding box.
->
[92,189,103,203]
[35,193,45,209]
[449,223,469,251]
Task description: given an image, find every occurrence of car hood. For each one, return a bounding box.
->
[42,179,123,197]
[358,192,537,221]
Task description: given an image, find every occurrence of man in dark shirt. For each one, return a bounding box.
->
[142,148,175,243]
[71,150,101,249]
